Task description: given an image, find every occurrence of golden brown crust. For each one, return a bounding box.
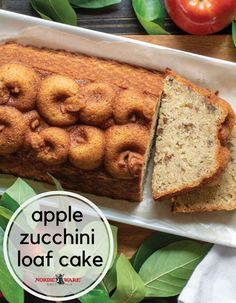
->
[24,110,41,131]
[105,124,149,179]
[217,98,235,143]
[0,106,27,154]
[0,156,142,201]
[27,127,70,166]
[37,74,80,126]
[0,43,162,202]
[69,125,105,170]
[0,43,163,96]
[75,82,116,128]
[0,63,39,112]
[172,202,225,213]
[113,89,156,125]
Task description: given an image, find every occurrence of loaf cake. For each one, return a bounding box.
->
[173,121,236,213]
[152,69,235,200]
[0,42,163,202]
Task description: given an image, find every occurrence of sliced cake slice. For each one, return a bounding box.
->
[152,69,235,200]
[172,121,236,213]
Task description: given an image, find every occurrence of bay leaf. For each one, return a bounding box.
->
[133,0,165,21]
[48,173,64,191]
[112,254,145,303]
[111,224,118,266]
[132,0,169,35]
[139,240,212,297]
[31,0,77,25]
[31,0,52,20]
[0,227,24,303]
[102,255,118,293]
[79,284,112,303]
[131,231,185,272]
[232,21,236,46]
[1,178,36,211]
[0,206,13,221]
[69,0,121,9]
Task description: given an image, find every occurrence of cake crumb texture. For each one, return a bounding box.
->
[173,121,236,213]
[152,69,235,200]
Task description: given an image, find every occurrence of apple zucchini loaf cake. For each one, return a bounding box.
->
[152,69,235,200]
[0,42,163,202]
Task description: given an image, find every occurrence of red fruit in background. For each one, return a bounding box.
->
[0,292,3,298]
[165,0,236,35]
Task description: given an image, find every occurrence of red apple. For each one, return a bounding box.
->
[0,292,3,298]
[165,0,236,35]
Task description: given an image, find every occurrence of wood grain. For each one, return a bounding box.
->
[116,34,235,259]
[127,35,236,62]
[3,0,232,35]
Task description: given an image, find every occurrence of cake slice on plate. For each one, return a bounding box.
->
[172,121,236,213]
[152,69,235,200]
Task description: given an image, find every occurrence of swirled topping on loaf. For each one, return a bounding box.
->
[152,69,235,200]
[0,43,163,202]
[0,63,39,111]
[105,124,149,179]
[0,61,159,181]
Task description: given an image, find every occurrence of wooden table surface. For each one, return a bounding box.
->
[3,0,232,35]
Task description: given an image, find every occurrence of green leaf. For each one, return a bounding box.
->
[0,227,24,303]
[98,224,118,294]
[139,240,212,297]
[31,0,52,20]
[232,21,236,47]
[2,178,36,211]
[140,299,168,303]
[69,0,121,9]
[131,231,185,272]
[112,254,145,303]
[102,255,118,293]
[0,206,13,221]
[111,225,118,265]
[134,0,165,21]
[48,173,64,191]
[132,0,169,35]
[30,0,77,25]
[0,178,36,230]
[0,217,8,231]
[79,284,112,303]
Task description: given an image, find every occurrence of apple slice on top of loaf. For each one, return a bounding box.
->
[152,69,235,200]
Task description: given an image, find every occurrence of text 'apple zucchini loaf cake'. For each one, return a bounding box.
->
[0,42,163,202]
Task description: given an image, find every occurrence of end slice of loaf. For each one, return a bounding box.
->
[172,121,236,213]
[152,69,235,200]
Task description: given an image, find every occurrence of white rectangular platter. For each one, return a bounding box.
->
[0,9,236,247]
